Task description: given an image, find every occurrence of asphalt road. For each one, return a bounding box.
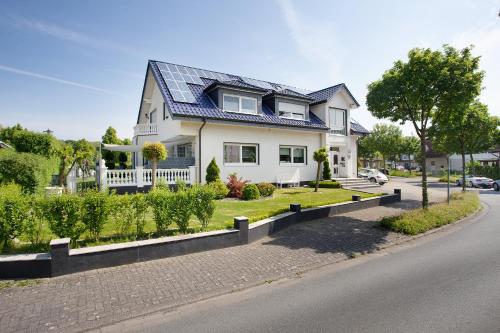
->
[102,189,500,333]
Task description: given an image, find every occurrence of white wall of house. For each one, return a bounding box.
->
[188,122,325,183]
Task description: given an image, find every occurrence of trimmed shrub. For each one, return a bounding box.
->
[43,193,84,244]
[175,179,187,192]
[0,184,29,248]
[169,190,192,233]
[256,182,275,197]
[130,194,148,237]
[226,173,248,199]
[322,160,332,180]
[108,194,134,236]
[118,152,128,169]
[24,195,48,247]
[0,150,57,193]
[308,180,341,189]
[190,185,215,230]
[207,179,229,199]
[147,188,174,233]
[242,184,260,201]
[77,180,98,192]
[205,158,220,183]
[81,190,110,240]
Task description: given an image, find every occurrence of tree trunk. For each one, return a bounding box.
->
[461,151,466,192]
[420,138,428,209]
[315,162,321,192]
[152,159,157,188]
[469,153,475,175]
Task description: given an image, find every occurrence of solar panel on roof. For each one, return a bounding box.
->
[158,65,197,103]
[241,77,274,90]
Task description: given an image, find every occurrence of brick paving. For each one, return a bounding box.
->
[0,180,446,333]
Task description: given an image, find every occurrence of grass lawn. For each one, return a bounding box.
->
[380,192,480,235]
[5,188,379,253]
[389,170,421,178]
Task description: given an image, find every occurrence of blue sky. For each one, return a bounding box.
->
[0,0,499,140]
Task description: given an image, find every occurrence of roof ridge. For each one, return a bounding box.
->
[307,83,345,95]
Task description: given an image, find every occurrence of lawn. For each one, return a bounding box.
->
[7,187,379,252]
[389,170,421,178]
[380,192,480,235]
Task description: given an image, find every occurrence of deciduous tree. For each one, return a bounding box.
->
[142,142,167,188]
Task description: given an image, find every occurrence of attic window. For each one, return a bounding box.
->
[223,94,257,115]
[278,102,305,120]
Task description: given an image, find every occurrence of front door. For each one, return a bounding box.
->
[331,152,339,177]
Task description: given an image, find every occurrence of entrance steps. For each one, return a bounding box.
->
[333,177,381,190]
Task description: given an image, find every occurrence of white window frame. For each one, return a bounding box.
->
[279,145,307,166]
[222,94,258,115]
[223,143,259,166]
[329,107,346,135]
[278,102,306,120]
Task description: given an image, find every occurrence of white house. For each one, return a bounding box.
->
[117,60,369,186]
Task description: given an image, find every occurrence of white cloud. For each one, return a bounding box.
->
[452,18,500,118]
[0,64,124,96]
[277,0,342,89]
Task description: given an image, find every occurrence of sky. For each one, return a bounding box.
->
[0,0,499,141]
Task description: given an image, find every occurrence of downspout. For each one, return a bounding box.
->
[198,118,207,182]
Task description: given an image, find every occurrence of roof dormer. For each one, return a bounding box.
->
[204,80,267,115]
[262,90,313,121]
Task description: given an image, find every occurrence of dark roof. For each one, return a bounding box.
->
[147,60,362,131]
[350,119,370,135]
[263,89,314,102]
[307,83,360,107]
[425,140,446,158]
[204,79,268,94]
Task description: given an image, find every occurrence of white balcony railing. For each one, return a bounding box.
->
[104,166,196,188]
[134,123,158,136]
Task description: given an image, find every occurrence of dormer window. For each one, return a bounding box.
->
[278,102,306,120]
[223,94,257,115]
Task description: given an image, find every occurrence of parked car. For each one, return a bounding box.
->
[493,180,500,191]
[395,165,405,171]
[411,166,422,172]
[358,168,388,185]
[456,175,494,188]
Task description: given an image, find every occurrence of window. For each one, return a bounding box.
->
[176,143,192,158]
[279,146,306,165]
[329,107,346,135]
[149,109,157,123]
[278,102,306,120]
[223,94,257,114]
[224,143,258,165]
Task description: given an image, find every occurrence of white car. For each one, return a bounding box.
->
[456,175,494,188]
[358,168,388,185]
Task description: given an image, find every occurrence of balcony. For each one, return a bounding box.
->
[134,123,158,136]
[329,126,347,136]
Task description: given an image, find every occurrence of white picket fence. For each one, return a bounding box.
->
[97,160,196,189]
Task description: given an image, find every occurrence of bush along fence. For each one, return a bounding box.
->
[0,189,401,278]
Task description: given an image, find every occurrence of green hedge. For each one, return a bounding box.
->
[308,180,341,188]
[0,150,58,193]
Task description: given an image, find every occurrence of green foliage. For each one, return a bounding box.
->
[103,150,116,169]
[130,194,148,237]
[108,194,134,236]
[389,170,420,178]
[43,193,84,243]
[142,142,167,162]
[23,195,48,247]
[81,190,110,240]
[175,179,187,192]
[380,192,480,235]
[256,182,276,197]
[0,150,56,193]
[467,164,500,180]
[226,173,248,198]
[147,189,174,233]
[205,158,220,183]
[399,136,420,163]
[206,179,229,199]
[77,180,97,192]
[10,130,59,158]
[313,147,328,192]
[190,185,215,230]
[366,45,484,208]
[242,184,260,201]
[369,124,403,167]
[57,139,95,186]
[101,127,121,144]
[322,160,332,180]
[118,152,128,168]
[308,180,341,188]
[168,190,192,233]
[0,124,25,144]
[155,178,169,191]
[0,184,29,247]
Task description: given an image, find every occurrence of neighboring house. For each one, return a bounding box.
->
[0,140,12,149]
[128,60,369,184]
